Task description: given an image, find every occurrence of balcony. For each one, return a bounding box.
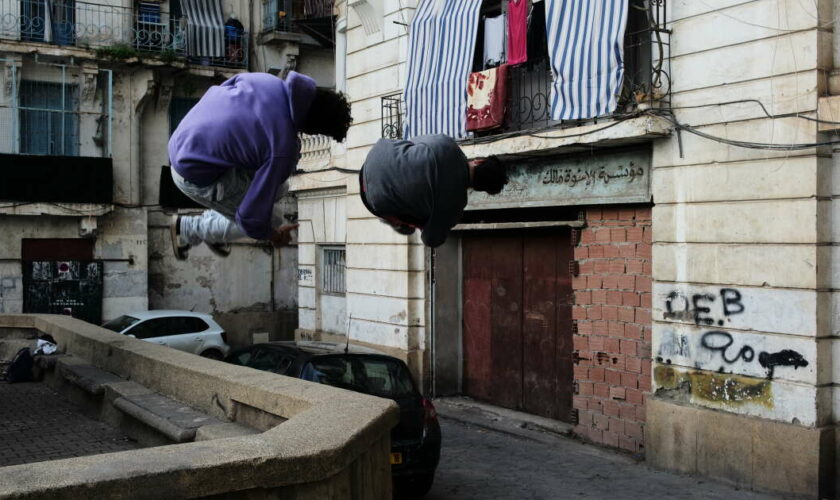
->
[0,0,248,69]
[261,0,334,47]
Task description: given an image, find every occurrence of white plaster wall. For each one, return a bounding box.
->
[652,0,832,425]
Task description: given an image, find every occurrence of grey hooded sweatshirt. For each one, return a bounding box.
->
[360,135,469,248]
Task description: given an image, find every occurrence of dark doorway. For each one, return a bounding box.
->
[21,239,103,325]
[462,229,574,421]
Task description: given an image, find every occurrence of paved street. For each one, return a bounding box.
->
[426,418,782,500]
[0,382,139,467]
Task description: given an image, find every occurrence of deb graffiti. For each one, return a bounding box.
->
[663,288,743,326]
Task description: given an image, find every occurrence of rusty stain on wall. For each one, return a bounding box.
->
[654,365,773,408]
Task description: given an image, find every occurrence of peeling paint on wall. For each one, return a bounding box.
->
[654,365,773,408]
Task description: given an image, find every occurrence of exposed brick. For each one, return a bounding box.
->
[594,260,611,274]
[577,409,594,427]
[588,245,605,258]
[587,275,603,289]
[626,259,644,274]
[635,276,652,293]
[589,366,606,382]
[574,365,589,380]
[636,244,652,258]
[610,228,626,242]
[643,226,653,244]
[622,373,640,390]
[640,292,652,308]
[605,369,621,386]
[620,340,637,356]
[643,261,652,275]
[624,323,642,340]
[573,306,587,320]
[639,375,652,391]
[577,321,593,335]
[601,276,619,289]
[619,437,638,453]
[593,321,609,335]
[572,276,588,290]
[619,404,637,421]
[594,413,610,430]
[610,387,626,401]
[618,307,636,323]
[636,207,652,220]
[601,306,618,321]
[642,360,652,376]
[573,335,589,351]
[573,396,589,410]
[635,308,651,324]
[619,244,637,258]
[602,431,619,448]
[589,335,605,351]
[603,245,621,258]
[592,290,607,304]
[626,388,643,405]
[626,356,642,373]
[580,229,595,244]
[608,321,624,337]
[587,427,605,444]
[611,354,626,371]
[607,291,623,305]
[609,261,626,274]
[586,208,602,221]
[602,208,619,220]
[579,382,594,396]
[636,405,647,422]
[605,338,620,353]
[626,227,644,242]
[619,208,636,220]
[595,228,612,243]
[580,261,595,274]
[618,276,636,290]
[608,417,625,435]
[594,383,610,398]
[574,246,589,260]
[603,400,620,417]
[576,291,592,305]
[625,421,644,441]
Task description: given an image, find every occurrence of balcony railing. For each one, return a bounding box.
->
[1,0,248,69]
[299,133,331,163]
[262,0,334,32]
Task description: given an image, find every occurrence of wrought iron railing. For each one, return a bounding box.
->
[1,0,249,69]
[263,0,334,32]
[381,92,403,140]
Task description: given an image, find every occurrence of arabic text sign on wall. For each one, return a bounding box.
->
[467,147,652,210]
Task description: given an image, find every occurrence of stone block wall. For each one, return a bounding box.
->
[571,205,653,453]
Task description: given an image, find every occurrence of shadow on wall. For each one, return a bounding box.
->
[213,310,298,348]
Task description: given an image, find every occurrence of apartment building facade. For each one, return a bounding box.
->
[0,0,337,344]
[292,0,840,496]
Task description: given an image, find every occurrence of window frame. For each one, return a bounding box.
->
[319,245,346,296]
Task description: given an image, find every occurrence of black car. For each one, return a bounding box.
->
[225,341,441,497]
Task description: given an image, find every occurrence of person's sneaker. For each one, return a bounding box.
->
[205,242,231,258]
[170,215,190,260]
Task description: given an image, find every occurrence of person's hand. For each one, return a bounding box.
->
[269,223,299,247]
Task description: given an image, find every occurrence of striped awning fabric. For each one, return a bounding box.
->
[403,0,482,140]
[181,0,225,58]
[545,0,628,120]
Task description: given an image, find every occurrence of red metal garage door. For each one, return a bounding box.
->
[462,230,574,421]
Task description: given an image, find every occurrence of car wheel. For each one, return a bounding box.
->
[200,350,223,360]
[394,473,434,499]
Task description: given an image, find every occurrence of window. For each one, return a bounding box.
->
[321,247,346,295]
[170,317,209,334]
[136,1,164,51]
[19,80,80,156]
[301,356,416,398]
[169,97,200,134]
[102,315,141,332]
[126,318,170,339]
[245,348,296,374]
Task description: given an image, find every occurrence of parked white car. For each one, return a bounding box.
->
[102,310,230,359]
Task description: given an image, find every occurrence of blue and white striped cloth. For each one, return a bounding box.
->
[545,0,628,120]
[403,0,482,140]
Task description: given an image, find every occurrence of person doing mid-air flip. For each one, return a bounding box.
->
[168,71,352,259]
[359,134,508,247]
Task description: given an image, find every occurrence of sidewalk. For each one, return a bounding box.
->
[428,397,786,500]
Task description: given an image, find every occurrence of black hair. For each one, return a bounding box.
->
[471,156,507,195]
[300,88,353,142]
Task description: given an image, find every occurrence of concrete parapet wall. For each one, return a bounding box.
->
[0,314,399,499]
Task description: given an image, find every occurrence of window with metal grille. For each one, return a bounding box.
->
[321,247,346,295]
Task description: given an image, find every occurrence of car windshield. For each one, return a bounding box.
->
[301,355,416,399]
[101,315,140,333]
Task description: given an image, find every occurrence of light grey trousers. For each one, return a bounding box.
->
[171,167,289,245]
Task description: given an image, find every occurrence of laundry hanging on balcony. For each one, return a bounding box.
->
[403,0,482,140]
[181,0,226,58]
[545,0,628,120]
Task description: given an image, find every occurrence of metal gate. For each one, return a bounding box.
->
[462,229,575,421]
[22,260,103,324]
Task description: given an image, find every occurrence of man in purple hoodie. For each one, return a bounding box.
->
[168,71,352,259]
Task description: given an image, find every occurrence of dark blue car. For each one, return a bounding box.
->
[225,341,442,497]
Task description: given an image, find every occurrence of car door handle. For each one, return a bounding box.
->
[194,338,203,342]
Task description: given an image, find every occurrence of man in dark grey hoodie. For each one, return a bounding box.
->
[359,134,507,247]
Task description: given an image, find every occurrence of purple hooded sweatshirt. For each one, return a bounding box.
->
[168,71,316,240]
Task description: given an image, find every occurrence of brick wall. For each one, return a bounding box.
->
[571,206,652,454]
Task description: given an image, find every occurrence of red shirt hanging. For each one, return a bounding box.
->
[507,0,528,65]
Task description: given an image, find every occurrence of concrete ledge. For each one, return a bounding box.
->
[113,393,221,443]
[646,396,836,498]
[0,314,399,499]
[194,423,258,441]
[57,357,123,396]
